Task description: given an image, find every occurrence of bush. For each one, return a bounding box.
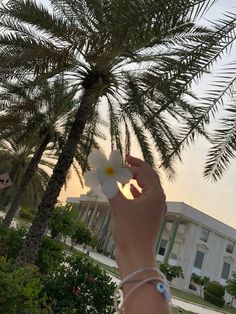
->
[0,257,51,314]
[18,207,34,221]
[205,281,225,298]
[44,254,116,313]
[36,236,64,274]
[204,290,225,307]
[204,281,225,307]
[0,223,26,259]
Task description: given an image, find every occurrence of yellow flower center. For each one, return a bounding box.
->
[105,166,115,176]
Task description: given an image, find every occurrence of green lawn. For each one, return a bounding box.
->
[171,287,235,314]
[171,308,196,314]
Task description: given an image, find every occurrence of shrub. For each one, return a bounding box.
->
[18,207,34,221]
[36,236,65,274]
[204,290,225,307]
[204,281,225,307]
[0,257,51,313]
[44,253,116,313]
[0,223,26,259]
[205,281,225,298]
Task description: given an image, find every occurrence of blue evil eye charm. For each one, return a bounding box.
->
[156,282,171,301]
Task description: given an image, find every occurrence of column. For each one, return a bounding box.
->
[163,217,180,264]
[81,203,91,222]
[88,203,98,227]
[97,209,111,250]
[155,216,167,255]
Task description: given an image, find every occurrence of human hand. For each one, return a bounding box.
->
[109,155,166,276]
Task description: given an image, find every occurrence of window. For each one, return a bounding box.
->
[200,228,209,242]
[166,221,173,232]
[178,223,186,234]
[170,242,181,260]
[158,239,168,256]
[221,262,231,280]
[193,251,205,269]
[226,241,234,254]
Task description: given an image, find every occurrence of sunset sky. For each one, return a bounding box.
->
[39,0,236,228]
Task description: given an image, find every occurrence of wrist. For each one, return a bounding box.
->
[115,248,157,278]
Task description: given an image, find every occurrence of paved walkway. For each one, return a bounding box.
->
[75,246,227,314]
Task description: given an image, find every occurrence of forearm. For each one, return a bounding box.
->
[116,251,170,314]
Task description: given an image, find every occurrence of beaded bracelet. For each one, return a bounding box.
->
[120,276,171,312]
[113,267,171,313]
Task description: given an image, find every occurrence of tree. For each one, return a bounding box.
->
[49,203,79,239]
[0,136,52,212]
[0,78,103,227]
[191,273,210,297]
[0,0,220,264]
[159,263,184,284]
[226,272,236,306]
[71,221,97,249]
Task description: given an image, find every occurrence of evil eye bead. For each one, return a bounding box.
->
[155,282,171,301]
[156,282,166,293]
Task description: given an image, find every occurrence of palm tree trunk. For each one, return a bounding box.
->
[17,91,96,265]
[3,135,50,228]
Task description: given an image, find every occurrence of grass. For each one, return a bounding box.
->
[171,308,196,314]
[171,287,235,314]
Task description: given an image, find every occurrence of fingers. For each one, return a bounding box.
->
[126,155,146,167]
[109,187,127,208]
[130,184,141,198]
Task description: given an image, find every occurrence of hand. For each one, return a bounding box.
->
[109,155,166,276]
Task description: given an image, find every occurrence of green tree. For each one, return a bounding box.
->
[0,78,103,227]
[49,203,79,239]
[159,263,184,283]
[226,272,236,306]
[0,136,52,213]
[0,78,77,227]
[191,273,210,296]
[71,221,97,249]
[0,0,220,264]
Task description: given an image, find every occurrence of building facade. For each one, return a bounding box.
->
[67,192,236,304]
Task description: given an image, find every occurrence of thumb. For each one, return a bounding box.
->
[109,187,127,209]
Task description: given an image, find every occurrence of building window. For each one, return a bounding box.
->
[193,251,205,269]
[170,242,181,260]
[226,241,234,254]
[200,228,209,242]
[221,262,231,280]
[178,223,186,234]
[166,221,173,232]
[158,239,168,256]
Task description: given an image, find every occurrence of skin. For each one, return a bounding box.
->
[109,155,170,314]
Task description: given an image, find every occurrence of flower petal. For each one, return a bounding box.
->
[109,150,122,168]
[88,151,107,169]
[97,169,108,183]
[101,177,119,199]
[84,170,100,188]
[114,168,133,184]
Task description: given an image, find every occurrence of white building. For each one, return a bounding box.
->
[67,191,236,305]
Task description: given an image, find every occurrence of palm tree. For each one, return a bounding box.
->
[0,78,103,227]
[0,0,219,264]
[0,136,52,212]
[202,13,236,181]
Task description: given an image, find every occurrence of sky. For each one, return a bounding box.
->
[38,0,236,228]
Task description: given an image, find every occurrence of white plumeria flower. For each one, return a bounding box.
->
[84,150,133,199]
